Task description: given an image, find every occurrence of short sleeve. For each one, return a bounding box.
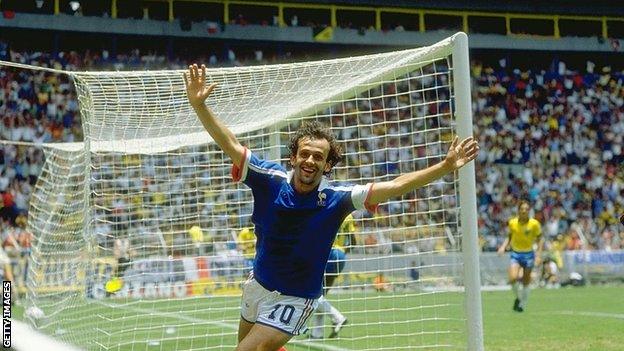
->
[231,148,251,182]
[351,183,378,213]
[231,148,287,187]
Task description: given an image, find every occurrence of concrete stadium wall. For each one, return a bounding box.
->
[345,250,624,286]
[0,13,622,52]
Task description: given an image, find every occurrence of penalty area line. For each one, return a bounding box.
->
[553,310,624,320]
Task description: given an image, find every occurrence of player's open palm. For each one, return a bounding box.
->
[184,64,217,108]
[445,136,479,171]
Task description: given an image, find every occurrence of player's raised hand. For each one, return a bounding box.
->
[184,64,217,108]
[444,136,479,171]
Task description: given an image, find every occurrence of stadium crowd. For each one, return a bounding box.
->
[472,59,624,252]
[0,40,623,265]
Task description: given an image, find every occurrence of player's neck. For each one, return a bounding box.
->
[518,217,529,224]
[291,177,319,195]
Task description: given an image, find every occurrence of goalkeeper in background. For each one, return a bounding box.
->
[310,214,356,339]
[497,200,543,312]
[184,64,479,351]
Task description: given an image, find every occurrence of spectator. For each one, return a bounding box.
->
[0,40,622,259]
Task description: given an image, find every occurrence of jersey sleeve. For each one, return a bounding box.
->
[231,148,288,188]
[350,183,378,213]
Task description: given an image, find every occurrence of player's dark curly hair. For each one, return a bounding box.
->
[288,121,343,176]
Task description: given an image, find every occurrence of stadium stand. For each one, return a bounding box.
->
[0,2,622,350]
[1,40,623,262]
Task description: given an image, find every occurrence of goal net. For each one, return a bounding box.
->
[23,32,482,350]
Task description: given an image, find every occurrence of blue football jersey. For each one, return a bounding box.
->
[232,148,375,298]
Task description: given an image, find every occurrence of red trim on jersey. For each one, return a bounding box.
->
[364,183,378,213]
[231,148,248,182]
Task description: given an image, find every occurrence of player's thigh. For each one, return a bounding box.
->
[508,263,521,281]
[235,323,292,351]
[237,317,254,343]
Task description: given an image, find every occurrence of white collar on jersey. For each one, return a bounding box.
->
[287,170,329,192]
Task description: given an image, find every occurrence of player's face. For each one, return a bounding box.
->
[518,203,530,221]
[290,137,331,191]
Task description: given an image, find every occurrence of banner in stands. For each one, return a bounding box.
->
[87,253,247,299]
[567,250,624,275]
[19,250,624,298]
[16,252,248,299]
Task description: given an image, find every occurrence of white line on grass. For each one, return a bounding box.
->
[553,311,624,320]
[95,300,352,351]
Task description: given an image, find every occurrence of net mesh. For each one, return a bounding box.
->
[24,35,474,350]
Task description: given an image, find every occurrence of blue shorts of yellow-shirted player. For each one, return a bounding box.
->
[510,250,535,269]
[325,249,346,276]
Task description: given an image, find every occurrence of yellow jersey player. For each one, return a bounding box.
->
[310,214,356,339]
[237,227,256,271]
[327,214,356,288]
[498,201,543,312]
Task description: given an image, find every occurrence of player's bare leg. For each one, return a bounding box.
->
[237,318,255,342]
[238,319,289,350]
[508,263,522,312]
[235,323,291,351]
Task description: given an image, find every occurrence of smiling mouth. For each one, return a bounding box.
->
[301,166,316,175]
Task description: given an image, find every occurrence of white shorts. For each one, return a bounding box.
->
[240,275,318,336]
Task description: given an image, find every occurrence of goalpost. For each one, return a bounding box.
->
[20,32,482,350]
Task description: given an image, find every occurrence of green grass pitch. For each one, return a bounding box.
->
[14,285,623,350]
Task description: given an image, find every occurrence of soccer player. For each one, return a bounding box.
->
[497,200,543,312]
[309,214,356,339]
[184,64,479,351]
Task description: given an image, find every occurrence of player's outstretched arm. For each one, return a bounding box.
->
[367,136,479,206]
[184,63,245,166]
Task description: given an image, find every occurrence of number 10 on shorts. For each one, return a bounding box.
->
[268,304,295,325]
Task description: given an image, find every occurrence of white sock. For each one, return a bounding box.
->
[310,296,331,338]
[329,305,345,324]
[520,285,529,308]
[317,295,344,324]
[316,295,330,313]
[310,313,324,338]
[511,281,520,299]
